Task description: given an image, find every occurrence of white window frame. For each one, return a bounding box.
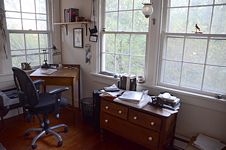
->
[3,0,52,68]
[158,0,226,97]
[99,0,150,77]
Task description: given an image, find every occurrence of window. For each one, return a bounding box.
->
[3,0,50,68]
[160,0,226,95]
[101,0,150,76]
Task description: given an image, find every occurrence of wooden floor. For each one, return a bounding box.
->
[0,108,148,150]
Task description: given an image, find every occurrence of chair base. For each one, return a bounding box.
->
[24,124,68,149]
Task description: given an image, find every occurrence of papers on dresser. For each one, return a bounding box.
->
[100,90,124,97]
[193,134,226,150]
[118,91,144,103]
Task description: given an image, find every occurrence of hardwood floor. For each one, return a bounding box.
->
[0,108,148,150]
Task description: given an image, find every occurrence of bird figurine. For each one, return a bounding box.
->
[195,24,202,33]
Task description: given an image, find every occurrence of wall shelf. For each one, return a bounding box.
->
[54,21,91,35]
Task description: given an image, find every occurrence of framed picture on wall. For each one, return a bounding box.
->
[73,28,83,48]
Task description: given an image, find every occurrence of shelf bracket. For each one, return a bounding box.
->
[81,23,88,36]
[65,24,68,35]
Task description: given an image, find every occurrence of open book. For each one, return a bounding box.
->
[118,91,144,103]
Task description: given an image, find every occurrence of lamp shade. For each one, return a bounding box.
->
[142,3,153,18]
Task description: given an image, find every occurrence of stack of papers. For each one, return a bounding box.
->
[118,91,144,103]
[193,134,226,150]
[40,69,57,75]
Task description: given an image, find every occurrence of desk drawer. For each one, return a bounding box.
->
[129,109,161,131]
[101,113,159,149]
[101,100,128,120]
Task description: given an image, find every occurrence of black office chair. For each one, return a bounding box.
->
[12,67,69,149]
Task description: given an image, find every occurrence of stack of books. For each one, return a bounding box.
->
[64,8,79,22]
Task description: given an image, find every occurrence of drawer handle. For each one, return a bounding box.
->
[148,136,153,141]
[150,122,155,126]
[118,110,122,114]
[104,119,108,123]
[105,106,109,110]
[133,116,137,120]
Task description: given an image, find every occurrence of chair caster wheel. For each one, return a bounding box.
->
[58,141,63,147]
[64,127,68,133]
[32,144,37,149]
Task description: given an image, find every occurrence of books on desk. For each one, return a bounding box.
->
[40,68,57,75]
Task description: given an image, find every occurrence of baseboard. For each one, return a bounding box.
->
[174,135,190,150]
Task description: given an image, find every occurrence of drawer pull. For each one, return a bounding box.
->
[118,110,122,114]
[133,116,137,120]
[104,119,108,123]
[148,136,153,141]
[105,106,109,110]
[150,122,155,126]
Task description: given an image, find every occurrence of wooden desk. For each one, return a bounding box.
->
[30,65,80,108]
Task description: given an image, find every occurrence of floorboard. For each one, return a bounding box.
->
[0,108,148,150]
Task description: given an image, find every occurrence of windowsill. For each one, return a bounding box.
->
[91,72,226,113]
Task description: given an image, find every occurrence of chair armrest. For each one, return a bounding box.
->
[33,80,44,92]
[48,87,69,95]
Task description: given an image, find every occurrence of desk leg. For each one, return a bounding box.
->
[78,78,81,109]
[72,83,74,107]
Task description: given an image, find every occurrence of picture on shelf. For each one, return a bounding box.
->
[73,28,83,48]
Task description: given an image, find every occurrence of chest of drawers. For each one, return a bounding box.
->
[100,96,178,150]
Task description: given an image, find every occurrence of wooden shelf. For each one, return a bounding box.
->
[54,21,91,35]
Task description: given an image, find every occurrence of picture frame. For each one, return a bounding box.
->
[89,35,98,42]
[73,28,83,48]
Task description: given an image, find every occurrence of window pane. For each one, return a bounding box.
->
[187,7,212,33]
[21,0,35,13]
[4,0,20,11]
[131,56,145,75]
[119,0,133,10]
[6,19,22,30]
[103,34,115,53]
[118,11,132,32]
[39,34,49,48]
[103,53,115,73]
[115,34,130,54]
[134,0,150,9]
[22,13,35,19]
[105,0,118,11]
[164,37,184,61]
[190,0,213,6]
[184,38,207,64]
[168,8,187,33]
[12,56,26,67]
[23,19,36,30]
[27,55,40,66]
[203,66,226,93]
[37,21,47,30]
[181,63,204,89]
[25,34,39,49]
[27,49,39,55]
[130,34,146,56]
[115,55,129,74]
[9,33,25,50]
[11,50,25,56]
[207,39,226,66]
[105,12,118,31]
[37,14,47,20]
[169,0,189,7]
[133,10,148,32]
[215,0,226,4]
[36,0,47,14]
[6,12,20,18]
[211,5,226,34]
[161,60,181,85]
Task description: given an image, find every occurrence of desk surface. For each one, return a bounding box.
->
[30,68,79,78]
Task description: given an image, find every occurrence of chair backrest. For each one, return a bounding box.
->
[12,67,39,107]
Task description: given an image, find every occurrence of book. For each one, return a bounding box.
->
[118,91,144,103]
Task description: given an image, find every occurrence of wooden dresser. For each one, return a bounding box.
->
[100,96,178,150]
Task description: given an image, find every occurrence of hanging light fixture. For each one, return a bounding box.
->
[142,3,153,18]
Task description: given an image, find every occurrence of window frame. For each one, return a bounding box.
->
[3,0,52,68]
[99,0,150,77]
[158,0,226,96]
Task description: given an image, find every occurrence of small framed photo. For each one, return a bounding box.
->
[89,35,98,42]
[73,28,83,48]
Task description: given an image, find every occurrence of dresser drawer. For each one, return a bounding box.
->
[101,113,159,149]
[129,109,162,131]
[101,100,128,120]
